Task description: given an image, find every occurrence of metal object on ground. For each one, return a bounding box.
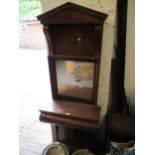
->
[72,149,94,155]
[42,142,69,155]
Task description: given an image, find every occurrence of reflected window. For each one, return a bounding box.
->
[56,60,94,100]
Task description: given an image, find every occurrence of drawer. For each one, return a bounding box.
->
[49,24,95,57]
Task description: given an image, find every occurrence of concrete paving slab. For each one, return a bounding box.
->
[19,49,53,155]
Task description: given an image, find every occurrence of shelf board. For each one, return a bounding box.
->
[39,99,100,131]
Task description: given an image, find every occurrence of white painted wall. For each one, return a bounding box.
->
[124,0,135,114]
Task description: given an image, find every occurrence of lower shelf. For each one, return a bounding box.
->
[39,99,101,131]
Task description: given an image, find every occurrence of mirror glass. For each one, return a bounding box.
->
[56,60,94,100]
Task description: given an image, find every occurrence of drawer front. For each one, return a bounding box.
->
[49,24,95,57]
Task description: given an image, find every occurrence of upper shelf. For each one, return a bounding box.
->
[39,99,101,131]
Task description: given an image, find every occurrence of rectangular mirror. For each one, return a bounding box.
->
[56,60,94,101]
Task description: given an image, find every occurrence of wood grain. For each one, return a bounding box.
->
[39,99,100,130]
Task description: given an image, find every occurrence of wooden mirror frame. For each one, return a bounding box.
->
[48,57,100,104]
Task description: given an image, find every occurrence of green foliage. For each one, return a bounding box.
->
[19,0,41,20]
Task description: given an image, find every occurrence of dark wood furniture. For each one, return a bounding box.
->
[106,113,135,153]
[105,59,135,153]
[116,0,128,113]
[39,100,100,131]
[37,2,107,154]
[38,2,107,105]
[107,113,135,140]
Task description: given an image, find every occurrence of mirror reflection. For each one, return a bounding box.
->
[56,60,94,100]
